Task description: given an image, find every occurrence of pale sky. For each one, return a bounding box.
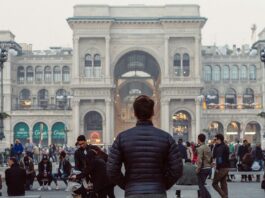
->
[0,0,264,50]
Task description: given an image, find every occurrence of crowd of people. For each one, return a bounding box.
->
[0,95,264,198]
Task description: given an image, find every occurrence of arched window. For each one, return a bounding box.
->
[26,66,33,83]
[44,66,52,83]
[94,54,101,67]
[203,65,212,81]
[56,89,67,109]
[84,111,103,143]
[85,54,92,67]
[38,89,49,108]
[222,65,229,80]
[249,65,256,80]
[240,65,248,80]
[230,65,238,80]
[182,53,190,77]
[173,53,181,76]
[243,88,254,104]
[203,89,219,104]
[19,89,30,100]
[19,89,31,108]
[62,66,70,83]
[85,54,93,77]
[94,54,101,78]
[212,65,221,81]
[53,66,61,83]
[35,66,43,83]
[17,66,25,84]
[172,111,191,142]
[225,88,237,105]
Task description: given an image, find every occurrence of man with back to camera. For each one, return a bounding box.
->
[107,95,183,198]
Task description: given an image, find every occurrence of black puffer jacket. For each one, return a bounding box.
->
[107,121,183,197]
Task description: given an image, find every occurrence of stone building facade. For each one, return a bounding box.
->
[1,5,265,148]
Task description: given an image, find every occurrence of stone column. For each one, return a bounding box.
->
[48,130,52,146]
[105,99,112,146]
[195,96,204,140]
[105,36,110,79]
[194,36,200,80]
[73,36,80,83]
[72,98,80,142]
[164,36,169,79]
[29,129,33,143]
[161,98,170,134]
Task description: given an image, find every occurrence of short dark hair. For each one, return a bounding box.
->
[9,157,17,164]
[198,134,206,143]
[186,141,191,147]
[215,133,224,142]
[60,151,66,158]
[133,95,154,120]
[77,135,86,142]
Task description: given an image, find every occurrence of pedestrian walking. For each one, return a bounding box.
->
[107,95,183,198]
[196,133,212,198]
[24,138,34,159]
[5,157,26,196]
[178,139,187,161]
[186,141,194,161]
[13,139,24,161]
[212,134,230,198]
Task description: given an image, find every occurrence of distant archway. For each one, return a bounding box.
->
[84,111,103,143]
[172,110,191,142]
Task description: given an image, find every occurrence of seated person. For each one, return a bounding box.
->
[176,159,199,198]
[19,155,36,190]
[37,154,53,190]
[53,151,72,189]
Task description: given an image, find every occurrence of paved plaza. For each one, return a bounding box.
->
[0,179,264,198]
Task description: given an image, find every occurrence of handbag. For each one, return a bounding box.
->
[251,161,261,171]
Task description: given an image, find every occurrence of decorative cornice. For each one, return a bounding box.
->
[67,16,207,24]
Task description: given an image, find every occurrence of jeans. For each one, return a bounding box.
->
[53,173,69,186]
[197,168,211,198]
[126,194,166,198]
[212,168,229,198]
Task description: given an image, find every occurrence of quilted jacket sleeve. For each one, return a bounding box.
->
[164,136,183,190]
[107,135,125,189]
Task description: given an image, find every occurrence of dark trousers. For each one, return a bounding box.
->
[25,173,35,189]
[37,173,52,186]
[53,173,69,185]
[97,185,115,198]
[197,168,211,198]
[212,168,229,198]
[176,189,200,198]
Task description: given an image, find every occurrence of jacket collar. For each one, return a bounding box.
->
[136,120,153,126]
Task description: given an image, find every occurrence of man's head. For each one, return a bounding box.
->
[215,133,224,144]
[8,157,17,167]
[59,151,66,160]
[198,133,206,144]
[133,95,154,121]
[77,135,87,149]
[27,138,30,143]
[243,139,248,145]
[178,139,183,144]
[42,154,48,163]
[15,139,20,144]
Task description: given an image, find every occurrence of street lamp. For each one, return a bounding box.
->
[0,41,22,140]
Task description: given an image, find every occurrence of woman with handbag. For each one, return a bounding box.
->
[252,143,264,182]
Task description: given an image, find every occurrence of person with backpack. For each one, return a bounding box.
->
[196,133,212,198]
[212,134,230,198]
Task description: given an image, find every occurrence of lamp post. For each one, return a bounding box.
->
[0,49,8,140]
[0,41,21,141]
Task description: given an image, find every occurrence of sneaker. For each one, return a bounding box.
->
[56,185,60,190]
[38,186,43,191]
[47,186,52,191]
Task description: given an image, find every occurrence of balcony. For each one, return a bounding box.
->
[12,102,72,111]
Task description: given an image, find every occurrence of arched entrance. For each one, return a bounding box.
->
[84,111,103,144]
[13,122,29,145]
[244,122,261,144]
[226,121,241,143]
[33,122,48,147]
[207,121,224,140]
[114,50,161,134]
[51,122,67,145]
[172,111,191,142]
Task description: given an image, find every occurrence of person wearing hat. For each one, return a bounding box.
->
[5,157,26,196]
[19,155,36,190]
[53,151,72,190]
[37,154,53,190]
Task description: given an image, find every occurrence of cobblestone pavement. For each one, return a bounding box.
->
[0,178,264,198]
